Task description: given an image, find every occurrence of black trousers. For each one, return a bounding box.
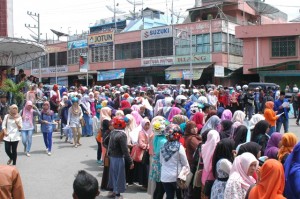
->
[4,141,19,165]
[96,140,102,161]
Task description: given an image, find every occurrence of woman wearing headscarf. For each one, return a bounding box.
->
[224,152,258,199]
[150,116,168,199]
[88,92,96,117]
[221,109,232,121]
[131,104,140,113]
[172,115,189,126]
[200,115,221,135]
[278,132,297,164]
[248,159,285,199]
[284,142,300,199]
[60,100,73,144]
[251,120,270,155]
[20,101,40,157]
[80,95,92,137]
[115,110,124,117]
[160,124,189,199]
[167,107,182,122]
[237,142,262,159]
[211,138,235,199]
[50,84,61,101]
[183,121,202,199]
[131,110,143,127]
[2,105,22,165]
[233,125,248,150]
[201,130,220,197]
[249,114,265,130]
[93,104,102,164]
[67,97,83,148]
[219,120,233,139]
[191,112,204,134]
[120,100,131,111]
[205,110,217,123]
[264,132,283,159]
[231,110,246,137]
[40,101,54,156]
[134,118,153,188]
[264,101,279,136]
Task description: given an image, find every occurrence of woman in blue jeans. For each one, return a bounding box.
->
[20,101,40,157]
[40,101,54,156]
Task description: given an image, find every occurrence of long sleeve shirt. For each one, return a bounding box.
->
[2,115,22,142]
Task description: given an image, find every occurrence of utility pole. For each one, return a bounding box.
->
[25,11,41,82]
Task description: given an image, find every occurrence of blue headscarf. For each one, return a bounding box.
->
[284,142,300,199]
[96,104,102,119]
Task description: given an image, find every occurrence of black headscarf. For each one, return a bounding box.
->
[251,120,270,142]
[212,138,235,178]
[237,142,262,158]
[233,125,248,149]
[219,120,233,139]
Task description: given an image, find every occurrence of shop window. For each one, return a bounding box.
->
[272,37,296,57]
[90,45,113,63]
[67,48,88,65]
[143,38,173,58]
[213,32,228,53]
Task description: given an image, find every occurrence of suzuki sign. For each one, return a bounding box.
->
[142,26,173,40]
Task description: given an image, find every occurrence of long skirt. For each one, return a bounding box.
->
[133,161,149,187]
[108,157,126,194]
[147,156,156,196]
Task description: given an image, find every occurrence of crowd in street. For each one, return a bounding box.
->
[1,68,300,199]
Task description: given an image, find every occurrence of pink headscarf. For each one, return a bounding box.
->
[22,101,34,126]
[221,109,232,121]
[230,152,258,189]
[141,118,152,136]
[168,107,182,122]
[131,105,140,112]
[201,130,220,184]
[131,111,143,126]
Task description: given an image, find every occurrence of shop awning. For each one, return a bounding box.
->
[249,60,300,72]
[165,63,212,71]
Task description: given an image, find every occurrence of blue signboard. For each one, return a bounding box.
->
[97,69,126,81]
[67,40,88,50]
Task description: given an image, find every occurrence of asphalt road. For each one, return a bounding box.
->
[0,118,299,199]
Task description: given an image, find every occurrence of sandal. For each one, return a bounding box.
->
[7,159,12,165]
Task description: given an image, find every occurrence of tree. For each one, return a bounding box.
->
[1,79,26,107]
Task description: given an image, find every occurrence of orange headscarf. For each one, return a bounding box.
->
[278,133,297,162]
[248,159,285,199]
[265,101,274,109]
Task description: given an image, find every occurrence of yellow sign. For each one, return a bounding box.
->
[88,32,114,47]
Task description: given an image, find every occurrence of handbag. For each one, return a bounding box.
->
[130,145,144,162]
[80,117,85,127]
[176,152,193,190]
[193,144,203,188]
[0,115,8,142]
[141,150,150,165]
[104,154,110,167]
[203,180,215,196]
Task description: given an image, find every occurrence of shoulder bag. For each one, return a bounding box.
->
[0,115,8,141]
[176,151,193,190]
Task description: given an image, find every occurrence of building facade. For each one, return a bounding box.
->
[0,0,13,37]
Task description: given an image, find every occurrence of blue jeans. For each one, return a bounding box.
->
[82,114,92,136]
[42,132,53,152]
[276,118,289,133]
[268,126,276,136]
[246,105,254,120]
[21,130,34,153]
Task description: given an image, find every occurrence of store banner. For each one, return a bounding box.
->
[174,54,211,64]
[214,65,225,77]
[88,31,114,47]
[183,69,203,80]
[142,57,174,66]
[67,39,88,50]
[97,69,126,81]
[79,53,88,72]
[165,71,183,80]
[142,26,173,40]
[32,66,68,75]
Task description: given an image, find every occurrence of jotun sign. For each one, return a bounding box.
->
[88,31,114,47]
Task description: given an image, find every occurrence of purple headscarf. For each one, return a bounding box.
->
[131,111,143,126]
[221,109,232,121]
[264,132,283,159]
[168,107,182,122]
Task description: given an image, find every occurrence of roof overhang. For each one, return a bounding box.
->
[249,60,300,72]
[0,37,45,67]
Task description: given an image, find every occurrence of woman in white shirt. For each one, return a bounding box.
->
[67,97,83,148]
[2,104,22,165]
[160,124,190,199]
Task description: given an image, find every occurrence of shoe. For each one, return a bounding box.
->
[48,152,51,156]
[77,143,82,146]
[296,121,299,126]
[97,160,102,164]
[115,195,124,199]
[7,159,12,165]
[60,135,63,139]
[74,144,78,148]
[45,148,48,153]
[65,138,68,143]
[106,192,115,198]
[26,153,31,157]
[69,141,73,144]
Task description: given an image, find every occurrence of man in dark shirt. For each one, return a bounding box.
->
[244,89,255,120]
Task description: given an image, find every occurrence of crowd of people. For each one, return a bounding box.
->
[1,78,300,199]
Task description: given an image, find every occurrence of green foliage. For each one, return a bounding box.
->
[1,79,26,106]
